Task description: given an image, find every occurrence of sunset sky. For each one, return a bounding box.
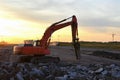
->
[0,0,120,43]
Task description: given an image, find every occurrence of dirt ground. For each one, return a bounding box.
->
[50,46,120,65]
[0,46,120,80]
[0,46,120,66]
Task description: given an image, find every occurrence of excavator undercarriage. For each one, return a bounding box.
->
[10,55,60,63]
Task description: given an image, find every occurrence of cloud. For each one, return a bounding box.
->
[1,0,120,27]
[0,0,120,42]
[80,17,120,27]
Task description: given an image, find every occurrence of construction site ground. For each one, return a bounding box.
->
[0,46,120,79]
[0,46,120,65]
[50,46,120,66]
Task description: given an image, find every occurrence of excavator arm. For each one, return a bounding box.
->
[40,15,80,59]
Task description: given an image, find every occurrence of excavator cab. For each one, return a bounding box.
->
[33,40,41,46]
[24,40,41,47]
[24,40,33,46]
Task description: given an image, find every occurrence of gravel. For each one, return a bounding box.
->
[0,62,120,80]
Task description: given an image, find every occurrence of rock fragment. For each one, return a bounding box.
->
[0,62,120,80]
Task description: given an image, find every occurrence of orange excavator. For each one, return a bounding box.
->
[12,15,80,63]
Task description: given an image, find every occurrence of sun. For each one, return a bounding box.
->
[0,18,21,36]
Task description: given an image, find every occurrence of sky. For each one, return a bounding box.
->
[0,0,120,43]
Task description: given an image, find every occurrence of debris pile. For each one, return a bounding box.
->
[0,62,120,80]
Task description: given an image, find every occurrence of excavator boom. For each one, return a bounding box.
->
[39,15,80,59]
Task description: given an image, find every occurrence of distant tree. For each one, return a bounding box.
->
[0,41,8,46]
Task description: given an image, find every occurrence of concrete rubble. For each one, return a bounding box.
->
[0,62,120,80]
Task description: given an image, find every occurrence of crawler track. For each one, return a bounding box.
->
[10,55,60,63]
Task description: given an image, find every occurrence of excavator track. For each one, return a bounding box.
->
[10,55,60,63]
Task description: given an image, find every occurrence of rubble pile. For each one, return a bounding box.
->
[0,62,120,80]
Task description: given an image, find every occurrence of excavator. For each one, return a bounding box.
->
[12,15,80,63]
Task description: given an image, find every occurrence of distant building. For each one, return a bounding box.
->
[50,42,59,46]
